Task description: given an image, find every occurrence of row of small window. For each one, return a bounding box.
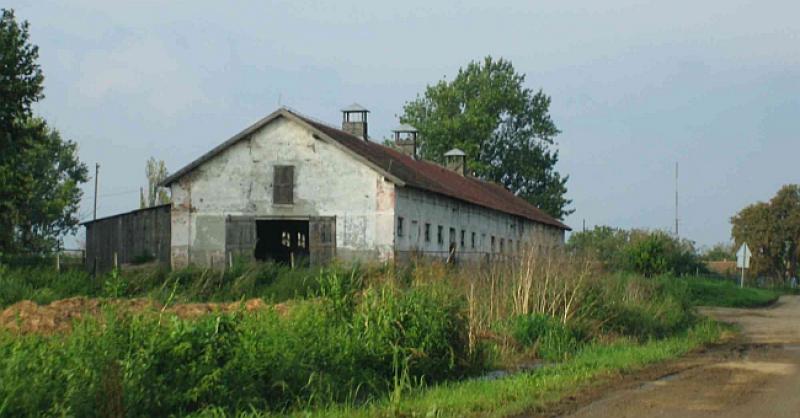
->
[397,217,520,253]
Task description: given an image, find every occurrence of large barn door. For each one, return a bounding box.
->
[309,216,336,265]
[225,215,257,262]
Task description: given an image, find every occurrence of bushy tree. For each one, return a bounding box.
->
[566,226,630,270]
[401,56,572,219]
[0,9,87,253]
[731,185,800,282]
[568,226,702,276]
[702,242,735,262]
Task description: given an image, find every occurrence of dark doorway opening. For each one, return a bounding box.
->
[254,220,309,265]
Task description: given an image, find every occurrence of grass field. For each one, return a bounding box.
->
[685,277,780,308]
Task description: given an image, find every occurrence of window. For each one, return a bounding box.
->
[273,165,294,204]
[491,236,496,253]
[281,231,291,247]
[319,222,333,244]
[449,227,456,245]
[397,217,404,237]
[460,230,466,249]
[297,232,306,248]
[437,226,444,245]
[500,238,505,253]
[471,232,476,249]
[509,239,513,253]
[425,223,431,242]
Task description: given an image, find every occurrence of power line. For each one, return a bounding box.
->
[80,187,140,200]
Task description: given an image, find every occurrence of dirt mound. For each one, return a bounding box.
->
[0,297,284,335]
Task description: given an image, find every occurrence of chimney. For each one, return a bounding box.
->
[392,124,418,158]
[444,148,467,176]
[341,103,369,140]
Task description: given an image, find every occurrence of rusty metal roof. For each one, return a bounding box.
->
[293,111,570,230]
[161,107,570,230]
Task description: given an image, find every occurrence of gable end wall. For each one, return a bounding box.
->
[169,117,395,267]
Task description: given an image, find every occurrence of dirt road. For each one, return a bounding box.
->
[560,296,800,418]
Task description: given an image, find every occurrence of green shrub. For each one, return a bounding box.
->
[568,227,704,276]
[0,279,480,416]
[510,314,582,361]
[0,265,100,307]
[581,274,696,339]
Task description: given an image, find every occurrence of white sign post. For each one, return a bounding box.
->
[736,243,752,288]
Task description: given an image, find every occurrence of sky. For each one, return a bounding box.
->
[6,0,799,249]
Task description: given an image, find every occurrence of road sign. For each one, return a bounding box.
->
[736,243,751,269]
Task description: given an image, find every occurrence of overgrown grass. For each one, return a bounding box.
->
[685,276,780,307]
[201,320,723,418]
[0,272,476,416]
[0,252,752,417]
[0,264,100,307]
[0,261,351,308]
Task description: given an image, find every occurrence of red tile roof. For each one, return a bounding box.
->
[294,112,570,230]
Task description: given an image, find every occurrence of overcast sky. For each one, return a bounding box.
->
[7,0,799,248]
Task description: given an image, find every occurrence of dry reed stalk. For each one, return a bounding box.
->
[467,282,477,355]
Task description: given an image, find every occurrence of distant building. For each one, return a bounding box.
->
[85,105,569,270]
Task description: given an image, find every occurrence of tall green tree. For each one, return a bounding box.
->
[401,56,572,219]
[0,9,88,253]
[731,185,800,282]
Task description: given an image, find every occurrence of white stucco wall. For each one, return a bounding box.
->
[393,186,564,260]
[169,116,395,267]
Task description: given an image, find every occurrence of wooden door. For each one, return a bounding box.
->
[309,216,336,265]
[225,215,256,262]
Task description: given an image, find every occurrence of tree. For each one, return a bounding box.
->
[731,185,800,282]
[702,242,735,262]
[143,157,170,208]
[567,226,630,270]
[568,226,702,276]
[0,9,87,253]
[401,56,572,219]
[0,9,43,143]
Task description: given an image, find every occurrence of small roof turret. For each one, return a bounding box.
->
[444,148,466,157]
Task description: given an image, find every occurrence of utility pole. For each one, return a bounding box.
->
[92,162,99,278]
[674,161,679,238]
[93,163,99,220]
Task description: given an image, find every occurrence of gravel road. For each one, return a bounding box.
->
[562,296,800,418]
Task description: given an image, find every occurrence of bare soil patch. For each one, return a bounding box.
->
[0,296,285,334]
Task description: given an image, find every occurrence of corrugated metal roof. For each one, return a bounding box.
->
[81,203,171,226]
